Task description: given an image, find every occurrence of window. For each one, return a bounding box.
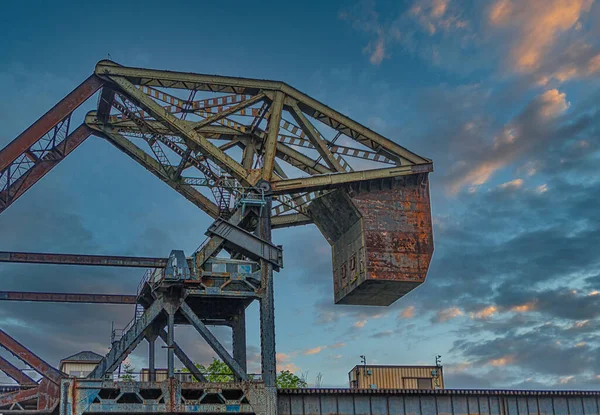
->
[403,377,433,390]
[349,254,356,271]
[211,263,226,273]
[417,378,432,390]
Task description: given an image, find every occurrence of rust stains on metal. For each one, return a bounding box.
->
[0,75,104,172]
[310,174,433,306]
[0,291,136,304]
[0,251,169,268]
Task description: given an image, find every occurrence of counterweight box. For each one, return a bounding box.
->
[309,174,433,306]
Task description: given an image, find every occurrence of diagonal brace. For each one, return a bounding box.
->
[0,329,63,385]
[179,301,247,381]
[88,297,165,379]
[0,355,37,386]
[289,102,345,172]
[157,329,207,382]
[106,75,253,186]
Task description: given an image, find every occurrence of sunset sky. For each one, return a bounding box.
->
[1,0,600,389]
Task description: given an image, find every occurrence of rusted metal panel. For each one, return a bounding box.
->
[0,291,136,304]
[0,251,168,268]
[310,174,433,306]
[0,124,93,214]
[0,355,37,386]
[0,329,64,386]
[0,75,103,172]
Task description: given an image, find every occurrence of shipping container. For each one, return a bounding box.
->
[310,174,434,306]
[349,365,443,390]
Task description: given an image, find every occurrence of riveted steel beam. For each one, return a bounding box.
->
[193,93,265,129]
[179,301,248,381]
[88,297,165,379]
[0,75,103,172]
[205,218,283,270]
[0,387,39,408]
[0,355,37,386]
[95,60,281,94]
[157,329,207,382]
[94,61,432,165]
[89,123,220,218]
[0,251,168,268]
[270,163,433,194]
[262,91,284,181]
[104,76,253,186]
[0,329,64,385]
[0,291,136,304]
[271,213,313,229]
[0,124,93,214]
[289,102,345,172]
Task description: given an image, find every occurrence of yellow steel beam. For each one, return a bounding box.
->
[96,60,281,94]
[106,75,253,186]
[193,93,265,129]
[288,101,345,172]
[271,213,313,229]
[95,61,431,167]
[270,163,433,194]
[87,122,220,218]
[262,91,284,181]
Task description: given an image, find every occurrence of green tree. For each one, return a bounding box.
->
[121,362,135,382]
[276,370,307,388]
[181,358,308,387]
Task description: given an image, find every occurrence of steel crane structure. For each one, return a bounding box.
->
[0,61,434,415]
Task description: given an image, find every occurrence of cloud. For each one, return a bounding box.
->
[488,355,515,367]
[447,88,570,193]
[489,0,594,72]
[339,0,470,67]
[329,342,346,349]
[353,319,367,328]
[276,352,300,373]
[303,346,326,356]
[399,305,415,319]
[470,305,498,320]
[435,307,464,322]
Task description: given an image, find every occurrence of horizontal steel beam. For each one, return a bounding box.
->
[206,218,283,270]
[270,164,433,194]
[0,291,136,304]
[0,251,168,268]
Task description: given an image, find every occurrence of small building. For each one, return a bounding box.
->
[59,351,103,378]
[349,365,444,390]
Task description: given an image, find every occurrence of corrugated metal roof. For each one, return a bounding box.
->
[60,351,103,363]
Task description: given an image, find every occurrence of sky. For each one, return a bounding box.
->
[1,0,600,390]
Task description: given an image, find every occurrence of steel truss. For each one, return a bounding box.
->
[0,60,434,415]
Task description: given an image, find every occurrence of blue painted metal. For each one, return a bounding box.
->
[164,250,191,280]
[180,301,248,381]
[88,297,165,379]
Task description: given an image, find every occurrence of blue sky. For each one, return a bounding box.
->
[1,0,600,389]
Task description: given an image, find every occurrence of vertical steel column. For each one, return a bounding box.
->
[148,338,156,382]
[167,312,175,379]
[232,307,247,378]
[257,197,276,387]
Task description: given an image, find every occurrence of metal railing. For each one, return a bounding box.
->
[111,371,263,383]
